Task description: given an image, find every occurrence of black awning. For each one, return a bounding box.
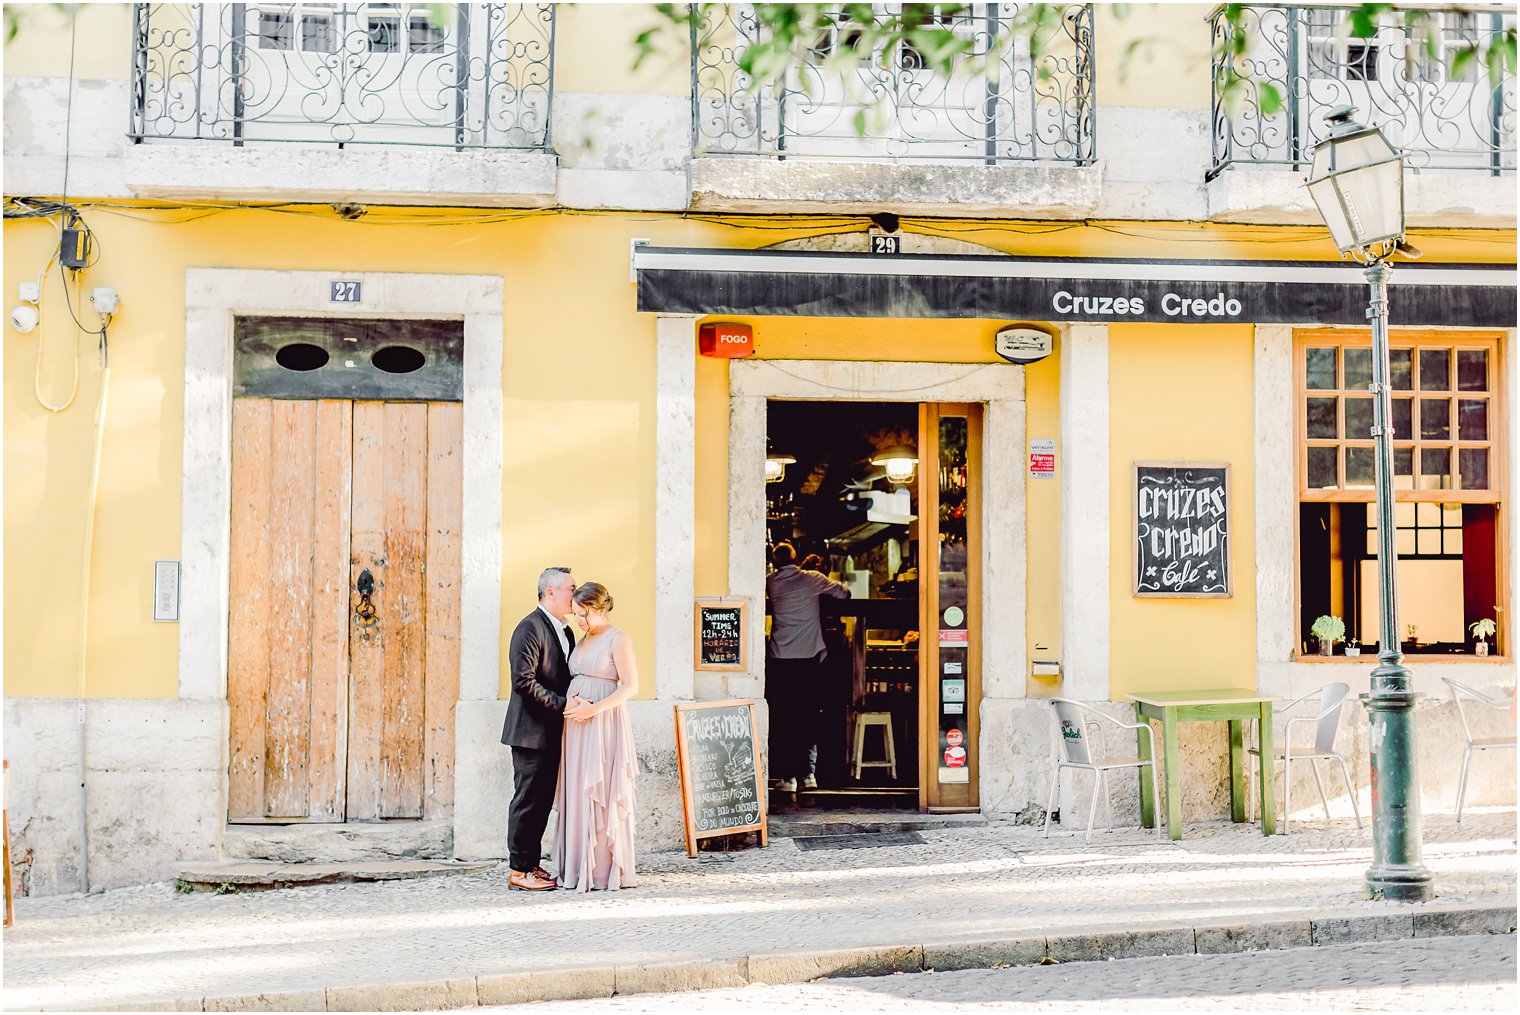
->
[634,247,1517,327]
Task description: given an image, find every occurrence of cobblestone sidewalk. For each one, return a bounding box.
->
[3,811,1515,1011]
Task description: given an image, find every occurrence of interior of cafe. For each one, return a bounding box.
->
[764,400,935,811]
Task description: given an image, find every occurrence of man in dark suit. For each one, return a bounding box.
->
[501,565,577,891]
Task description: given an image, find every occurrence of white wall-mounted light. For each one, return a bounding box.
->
[10,305,39,333]
[871,445,918,485]
[765,451,796,484]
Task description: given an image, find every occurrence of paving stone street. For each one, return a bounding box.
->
[2,810,1515,1011]
[486,934,1518,1013]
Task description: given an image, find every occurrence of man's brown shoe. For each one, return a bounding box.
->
[508,868,556,891]
[531,866,559,887]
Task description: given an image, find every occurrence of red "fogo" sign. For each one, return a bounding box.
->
[699,322,754,358]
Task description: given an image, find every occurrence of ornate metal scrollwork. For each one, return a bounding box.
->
[130,3,554,150]
[1209,4,1516,178]
[690,4,1095,165]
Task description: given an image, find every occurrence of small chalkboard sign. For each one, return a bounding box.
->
[1134,462,1231,598]
[673,699,768,857]
[694,597,748,671]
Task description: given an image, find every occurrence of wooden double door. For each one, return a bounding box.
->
[227,397,461,823]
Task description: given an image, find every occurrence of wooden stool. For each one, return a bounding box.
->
[852,712,897,780]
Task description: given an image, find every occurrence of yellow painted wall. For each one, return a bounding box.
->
[1107,323,1258,698]
[5,211,1511,702]
[1023,339,1062,689]
[1,2,131,80]
[1095,3,1213,111]
[554,2,691,97]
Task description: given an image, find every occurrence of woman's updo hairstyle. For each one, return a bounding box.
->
[572,581,614,613]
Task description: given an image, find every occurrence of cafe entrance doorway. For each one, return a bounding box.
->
[764,400,982,813]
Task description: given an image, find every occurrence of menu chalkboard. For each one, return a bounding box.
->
[1134,463,1231,598]
[673,700,768,857]
[694,598,748,670]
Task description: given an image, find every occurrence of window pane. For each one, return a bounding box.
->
[1457,399,1488,441]
[1393,447,1413,489]
[1307,446,1339,488]
[1343,397,1373,438]
[1459,447,1489,490]
[1306,397,1338,439]
[410,15,446,53]
[1345,446,1375,488]
[1415,501,1439,525]
[259,10,294,49]
[1343,347,1372,391]
[1419,447,1451,490]
[1445,527,1464,553]
[1396,528,1417,555]
[1416,529,1440,555]
[1419,398,1450,440]
[1456,349,1489,392]
[1418,348,1450,391]
[301,12,336,52]
[368,15,401,52]
[1306,347,1337,390]
[1390,397,1412,440]
[1393,502,1416,527]
[1388,349,1413,390]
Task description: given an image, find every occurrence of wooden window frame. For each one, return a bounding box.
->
[1293,328,1509,659]
[1296,329,1504,505]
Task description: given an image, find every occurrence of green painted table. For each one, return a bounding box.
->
[1127,689,1279,840]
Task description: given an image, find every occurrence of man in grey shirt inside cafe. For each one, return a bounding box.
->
[766,542,851,792]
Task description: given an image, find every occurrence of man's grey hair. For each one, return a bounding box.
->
[537,566,573,600]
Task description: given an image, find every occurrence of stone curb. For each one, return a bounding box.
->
[54,903,1518,1012]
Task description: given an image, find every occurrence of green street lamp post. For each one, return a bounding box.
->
[1305,106,1434,902]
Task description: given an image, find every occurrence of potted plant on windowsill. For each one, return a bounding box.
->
[1311,614,1345,657]
[1470,617,1497,657]
[1344,638,1361,658]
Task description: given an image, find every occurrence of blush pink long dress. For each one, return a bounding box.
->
[552,628,638,892]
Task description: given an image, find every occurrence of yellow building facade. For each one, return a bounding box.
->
[4,2,1515,893]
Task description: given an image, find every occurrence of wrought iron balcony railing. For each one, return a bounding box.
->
[692,4,1095,165]
[1209,4,1516,178]
[130,3,554,150]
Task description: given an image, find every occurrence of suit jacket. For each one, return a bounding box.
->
[500,608,573,750]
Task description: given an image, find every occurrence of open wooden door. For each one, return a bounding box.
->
[918,403,983,811]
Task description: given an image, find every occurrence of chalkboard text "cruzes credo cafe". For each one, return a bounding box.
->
[1052,291,1245,317]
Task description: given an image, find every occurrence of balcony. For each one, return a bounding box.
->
[130,3,554,150]
[1206,4,1516,224]
[687,3,1099,216]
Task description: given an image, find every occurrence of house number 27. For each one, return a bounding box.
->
[330,280,362,303]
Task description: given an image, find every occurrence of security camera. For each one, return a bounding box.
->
[11,305,39,333]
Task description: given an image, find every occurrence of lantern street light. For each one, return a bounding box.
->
[765,450,796,484]
[1305,106,1432,902]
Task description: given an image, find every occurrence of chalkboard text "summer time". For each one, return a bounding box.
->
[1052,291,1245,317]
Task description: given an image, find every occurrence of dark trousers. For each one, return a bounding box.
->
[507,744,560,872]
[766,653,824,781]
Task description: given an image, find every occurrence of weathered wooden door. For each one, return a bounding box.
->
[227,397,461,822]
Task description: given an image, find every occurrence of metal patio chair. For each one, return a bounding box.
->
[1442,677,1517,823]
[1043,697,1162,842]
[1248,682,1361,834]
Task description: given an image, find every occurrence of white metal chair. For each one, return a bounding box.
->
[1442,677,1517,823]
[1043,697,1162,842]
[1248,682,1361,834]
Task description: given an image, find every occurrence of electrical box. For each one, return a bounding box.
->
[60,226,91,269]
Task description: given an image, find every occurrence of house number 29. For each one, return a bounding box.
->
[330,280,362,303]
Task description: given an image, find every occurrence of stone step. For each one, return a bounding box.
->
[223,819,451,862]
[768,809,987,839]
[176,859,495,892]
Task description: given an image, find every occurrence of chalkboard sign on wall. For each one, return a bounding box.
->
[694,598,748,670]
[673,700,768,857]
[1134,463,1231,598]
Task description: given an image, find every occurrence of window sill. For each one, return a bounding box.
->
[1292,653,1511,664]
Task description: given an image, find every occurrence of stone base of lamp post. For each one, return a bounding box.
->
[1361,677,1434,902]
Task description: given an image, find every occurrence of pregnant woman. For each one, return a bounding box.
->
[554,581,639,892]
